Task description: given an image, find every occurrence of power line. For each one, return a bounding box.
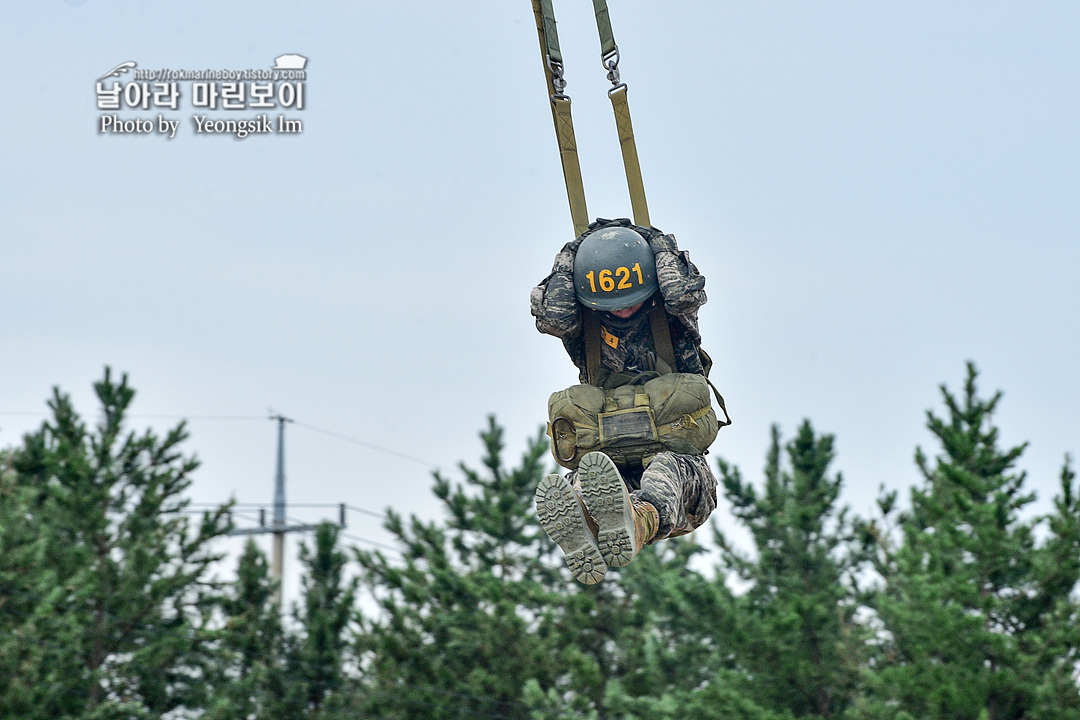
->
[210,501,402,555]
[133,414,267,421]
[345,504,389,521]
[291,419,440,469]
[2,411,443,471]
[338,531,401,554]
[280,511,402,555]
[5,410,421,567]
[0,411,268,421]
[186,502,389,521]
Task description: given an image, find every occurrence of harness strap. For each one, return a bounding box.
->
[584,304,730,427]
[532,0,590,237]
[591,0,650,227]
[532,3,732,427]
[591,0,616,56]
[538,0,562,64]
[648,303,677,372]
[583,301,675,384]
[583,308,602,385]
[609,86,650,227]
[552,100,590,237]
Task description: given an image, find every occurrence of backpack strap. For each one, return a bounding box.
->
[651,313,731,426]
[706,378,733,428]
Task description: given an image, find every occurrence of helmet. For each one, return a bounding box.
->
[573,226,658,311]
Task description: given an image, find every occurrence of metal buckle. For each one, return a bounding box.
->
[547,56,568,99]
[601,46,621,87]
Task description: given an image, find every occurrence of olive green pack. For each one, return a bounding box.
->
[547,372,723,470]
[546,295,730,470]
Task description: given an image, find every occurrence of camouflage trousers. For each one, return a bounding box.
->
[567,452,717,541]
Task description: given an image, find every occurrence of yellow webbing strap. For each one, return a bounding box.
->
[552,99,590,237]
[589,0,650,227]
[532,0,590,238]
[656,404,713,437]
[609,85,650,228]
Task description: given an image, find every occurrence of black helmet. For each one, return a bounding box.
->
[573,226,658,310]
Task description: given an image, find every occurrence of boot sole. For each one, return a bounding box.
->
[577,452,637,568]
[535,474,606,584]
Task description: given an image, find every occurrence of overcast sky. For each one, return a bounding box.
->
[2,1,1077,602]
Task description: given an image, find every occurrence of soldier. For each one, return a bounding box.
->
[530,218,721,584]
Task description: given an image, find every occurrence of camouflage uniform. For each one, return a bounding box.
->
[530,218,717,542]
[531,218,707,383]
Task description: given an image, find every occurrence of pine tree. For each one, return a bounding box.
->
[1025,459,1080,719]
[710,421,866,719]
[204,539,288,720]
[352,416,559,720]
[0,448,64,718]
[351,415,789,720]
[859,363,1080,720]
[290,522,359,718]
[588,539,776,720]
[0,369,231,719]
[207,527,356,720]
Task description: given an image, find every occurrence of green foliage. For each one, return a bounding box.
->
[713,421,867,719]
[2,364,1075,720]
[203,539,288,720]
[350,414,815,719]
[291,522,359,718]
[0,368,231,720]
[860,363,1080,720]
[351,416,560,719]
[206,525,358,720]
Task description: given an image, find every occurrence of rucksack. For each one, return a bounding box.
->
[547,369,726,470]
[546,303,730,470]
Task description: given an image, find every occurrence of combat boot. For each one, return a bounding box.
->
[577,451,659,567]
[535,473,606,584]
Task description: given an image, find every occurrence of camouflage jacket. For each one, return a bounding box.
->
[530,218,708,384]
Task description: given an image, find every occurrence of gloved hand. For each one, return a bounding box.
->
[648,232,678,256]
[552,234,586,274]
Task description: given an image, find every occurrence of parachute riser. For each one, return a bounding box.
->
[531,0,650,235]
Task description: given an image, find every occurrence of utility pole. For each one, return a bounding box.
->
[228,414,343,608]
[270,413,291,604]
